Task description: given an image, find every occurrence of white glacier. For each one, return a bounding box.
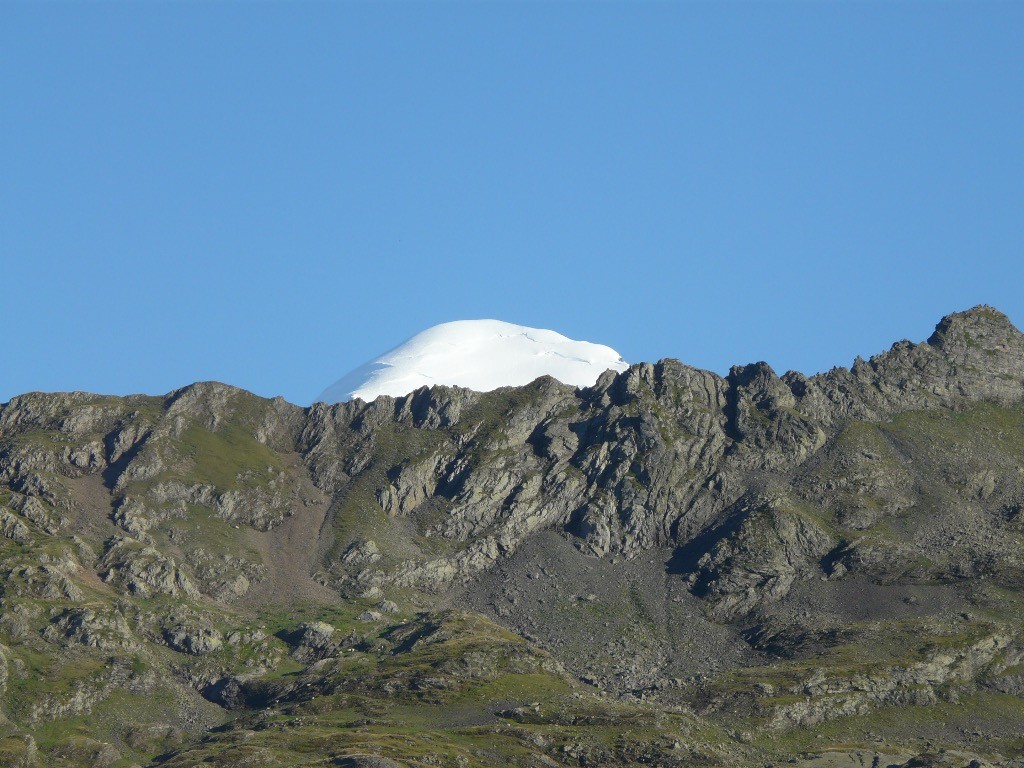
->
[317,319,629,403]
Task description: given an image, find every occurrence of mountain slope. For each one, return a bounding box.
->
[1,306,1024,767]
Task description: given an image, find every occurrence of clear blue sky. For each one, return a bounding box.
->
[3,2,1022,405]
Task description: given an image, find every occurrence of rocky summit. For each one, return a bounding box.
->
[3,306,1024,767]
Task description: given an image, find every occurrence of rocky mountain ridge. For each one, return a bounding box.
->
[2,305,1024,767]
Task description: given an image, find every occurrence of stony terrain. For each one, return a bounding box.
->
[2,306,1024,767]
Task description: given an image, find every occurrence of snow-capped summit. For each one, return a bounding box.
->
[318,320,629,403]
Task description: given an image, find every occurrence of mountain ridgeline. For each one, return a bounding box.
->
[3,306,1024,767]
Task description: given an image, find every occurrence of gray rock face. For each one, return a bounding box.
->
[43,608,138,651]
[291,307,1024,598]
[2,306,1022,605]
[101,537,199,599]
[691,495,835,620]
[163,626,223,655]
[286,621,340,663]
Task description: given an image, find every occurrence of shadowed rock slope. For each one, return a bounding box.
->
[2,306,1024,766]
